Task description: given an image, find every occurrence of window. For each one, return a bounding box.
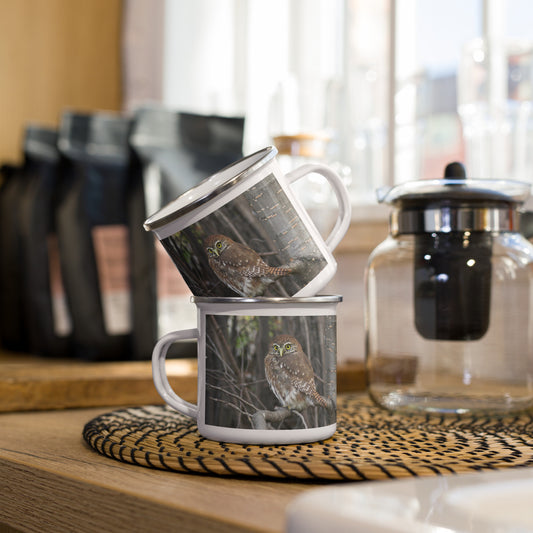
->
[126,0,533,207]
[390,0,533,187]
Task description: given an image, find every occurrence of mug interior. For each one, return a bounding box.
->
[144,146,275,231]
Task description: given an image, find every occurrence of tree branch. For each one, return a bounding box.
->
[251,407,293,429]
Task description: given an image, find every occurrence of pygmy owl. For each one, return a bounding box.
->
[204,234,297,297]
[264,335,329,411]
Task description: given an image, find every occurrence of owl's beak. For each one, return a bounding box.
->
[207,247,218,257]
[278,347,284,357]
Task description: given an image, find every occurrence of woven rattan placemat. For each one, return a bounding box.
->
[83,394,533,481]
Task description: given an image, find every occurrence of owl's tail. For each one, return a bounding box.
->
[310,390,334,411]
[279,255,323,276]
[268,264,296,277]
[276,257,308,275]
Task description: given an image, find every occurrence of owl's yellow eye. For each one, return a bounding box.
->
[273,344,280,352]
[216,241,223,249]
[284,343,292,351]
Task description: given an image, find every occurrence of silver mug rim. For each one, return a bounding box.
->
[144,146,277,231]
[192,294,343,304]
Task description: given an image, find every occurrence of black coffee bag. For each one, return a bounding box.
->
[56,110,133,361]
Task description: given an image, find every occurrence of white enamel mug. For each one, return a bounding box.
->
[152,295,341,444]
[143,146,351,298]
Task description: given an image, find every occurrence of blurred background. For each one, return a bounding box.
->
[1,0,533,364]
[3,0,533,196]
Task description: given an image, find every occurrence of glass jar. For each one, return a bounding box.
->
[365,173,533,414]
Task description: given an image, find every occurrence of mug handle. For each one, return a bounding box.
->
[286,163,352,251]
[152,329,199,419]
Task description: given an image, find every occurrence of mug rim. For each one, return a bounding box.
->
[192,294,343,304]
[144,146,277,231]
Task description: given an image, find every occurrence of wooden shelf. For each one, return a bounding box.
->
[0,352,365,413]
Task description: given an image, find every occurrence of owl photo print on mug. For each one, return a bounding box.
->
[143,146,351,298]
[152,296,341,444]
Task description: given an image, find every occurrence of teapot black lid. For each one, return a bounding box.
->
[378,162,531,207]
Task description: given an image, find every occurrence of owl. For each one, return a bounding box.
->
[204,234,297,297]
[264,335,329,411]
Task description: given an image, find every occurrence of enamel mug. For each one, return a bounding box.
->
[152,295,341,444]
[143,146,351,298]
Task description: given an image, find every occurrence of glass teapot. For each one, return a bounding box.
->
[365,163,533,414]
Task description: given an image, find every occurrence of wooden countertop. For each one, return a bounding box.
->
[0,354,365,531]
[0,405,321,533]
